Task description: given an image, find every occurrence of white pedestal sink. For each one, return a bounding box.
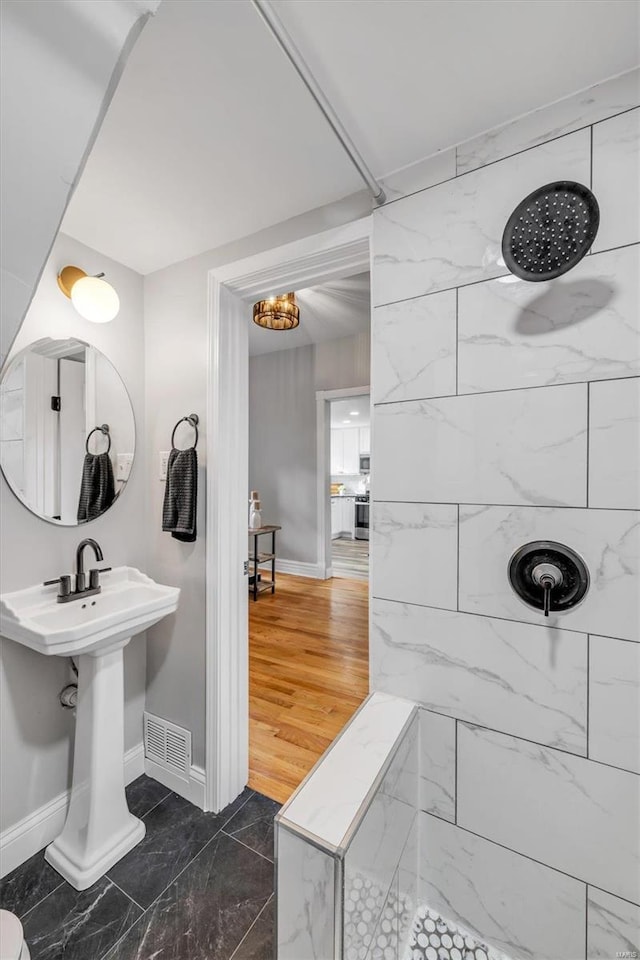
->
[0,567,179,890]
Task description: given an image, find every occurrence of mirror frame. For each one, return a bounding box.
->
[0,337,136,526]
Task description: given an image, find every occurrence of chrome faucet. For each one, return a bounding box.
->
[44,539,111,603]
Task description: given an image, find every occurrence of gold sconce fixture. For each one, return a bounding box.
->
[252,292,299,330]
[57,265,120,324]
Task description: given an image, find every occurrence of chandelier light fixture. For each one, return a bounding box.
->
[252,292,300,330]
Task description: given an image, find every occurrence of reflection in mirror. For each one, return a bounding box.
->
[0,338,135,525]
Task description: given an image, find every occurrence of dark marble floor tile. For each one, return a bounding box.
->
[231,897,274,960]
[225,793,280,861]
[104,833,273,960]
[107,788,253,908]
[125,775,171,820]
[0,850,63,920]
[21,876,141,960]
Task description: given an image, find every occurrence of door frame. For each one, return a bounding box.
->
[205,216,372,812]
[316,385,371,578]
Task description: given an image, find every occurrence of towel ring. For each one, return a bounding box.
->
[171,414,199,450]
[86,424,111,455]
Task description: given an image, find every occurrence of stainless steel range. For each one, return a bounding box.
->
[354,494,369,541]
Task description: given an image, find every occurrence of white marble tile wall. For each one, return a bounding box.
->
[381,149,455,204]
[587,887,640,960]
[366,71,640,960]
[457,245,640,393]
[592,107,640,253]
[371,599,587,754]
[458,504,639,642]
[589,635,640,774]
[418,812,586,960]
[276,826,336,960]
[457,724,640,904]
[279,691,416,852]
[589,377,640,510]
[371,502,458,610]
[419,710,455,822]
[372,290,457,404]
[397,813,419,956]
[374,384,587,507]
[373,129,590,306]
[344,720,417,960]
[455,69,639,176]
[276,695,419,960]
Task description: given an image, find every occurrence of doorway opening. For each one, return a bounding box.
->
[329,392,370,581]
[246,276,371,802]
[204,218,372,813]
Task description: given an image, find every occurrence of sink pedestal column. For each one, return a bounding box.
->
[45,639,145,890]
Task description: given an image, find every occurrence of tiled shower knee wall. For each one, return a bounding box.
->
[370,70,640,960]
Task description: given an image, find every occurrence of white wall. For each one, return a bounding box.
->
[248,332,370,567]
[143,192,371,769]
[0,233,146,834]
[370,69,640,956]
[0,0,159,361]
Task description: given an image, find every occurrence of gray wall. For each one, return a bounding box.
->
[248,331,370,566]
[143,192,371,768]
[0,0,158,360]
[0,233,146,832]
[370,70,640,956]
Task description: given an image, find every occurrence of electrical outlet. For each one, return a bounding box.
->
[116,453,133,481]
[159,451,170,481]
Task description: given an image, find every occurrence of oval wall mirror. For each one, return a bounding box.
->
[0,337,135,525]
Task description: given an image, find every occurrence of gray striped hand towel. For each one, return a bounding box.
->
[162,447,197,542]
[77,452,115,522]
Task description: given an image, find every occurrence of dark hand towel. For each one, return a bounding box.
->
[162,447,197,542]
[77,452,116,522]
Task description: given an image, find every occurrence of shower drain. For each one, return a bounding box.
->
[405,905,507,960]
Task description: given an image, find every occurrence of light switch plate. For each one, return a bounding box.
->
[116,453,133,480]
[159,451,170,481]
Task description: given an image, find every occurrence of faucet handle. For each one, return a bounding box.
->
[89,567,112,590]
[44,575,71,598]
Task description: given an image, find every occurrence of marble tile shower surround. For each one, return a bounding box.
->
[371,599,587,755]
[275,693,420,960]
[367,68,640,960]
[458,504,639,642]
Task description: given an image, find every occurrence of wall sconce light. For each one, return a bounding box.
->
[253,292,299,330]
[57,265,120,323]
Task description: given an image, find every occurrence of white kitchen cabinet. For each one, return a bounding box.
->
[331,425,370,474]
[330,431,343,475]
[341,497,355,538]
[331,498,341,539]
[342,430,359,474]
[331,497,355,539]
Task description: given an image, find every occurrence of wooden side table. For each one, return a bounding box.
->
[248,524,281,601]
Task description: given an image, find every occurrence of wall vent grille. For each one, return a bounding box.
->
[143,712,191,782]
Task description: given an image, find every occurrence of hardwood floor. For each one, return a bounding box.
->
[248,573,369,804]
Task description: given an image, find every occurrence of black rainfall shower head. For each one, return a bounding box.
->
[502,181,599,282]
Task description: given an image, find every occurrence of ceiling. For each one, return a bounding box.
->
[62,0,639,275]
[330,395,370,429]
[249,271,370,356]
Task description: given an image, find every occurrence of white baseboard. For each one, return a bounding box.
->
[0,742,145,879]
[258,558,324,579]
[143,757,206,809]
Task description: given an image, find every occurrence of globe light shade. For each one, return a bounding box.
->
[70,275,120,323]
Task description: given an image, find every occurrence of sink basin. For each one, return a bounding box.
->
[0,566,179,656]
[0,566,180,891]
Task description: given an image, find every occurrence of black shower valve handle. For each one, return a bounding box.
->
[540,576,554,617]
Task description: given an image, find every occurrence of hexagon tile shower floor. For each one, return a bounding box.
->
[405,906,509,960]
